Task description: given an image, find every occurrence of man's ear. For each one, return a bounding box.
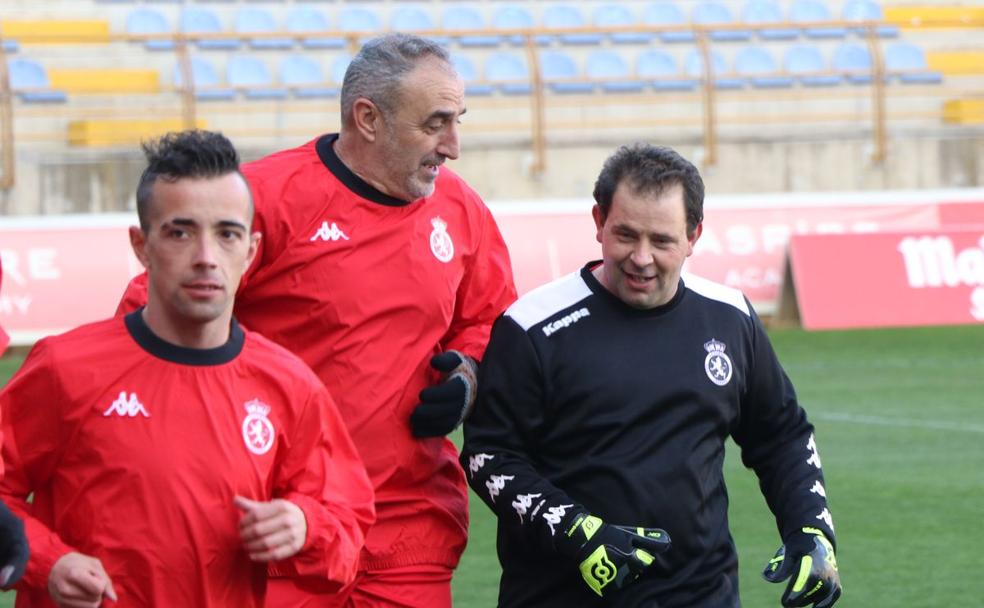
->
[129,226,150,270]
[686,222,703,257]
[244,232,261,273]
[591,204,605,244]
[350,97,382,143]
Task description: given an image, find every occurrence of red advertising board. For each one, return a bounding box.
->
[788,230,984,330]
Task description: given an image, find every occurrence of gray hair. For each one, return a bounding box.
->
[340,33,453,126]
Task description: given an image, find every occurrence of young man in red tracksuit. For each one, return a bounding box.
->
[119,34,517,607]
[0,261,30,590]
[1,131,375,607]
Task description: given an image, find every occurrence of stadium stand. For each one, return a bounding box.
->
[451,53,494,96]
[884,41,943,84]
[790,0,848,38]
[843,0,900,37]
[592,4,653,45]
[685,48,745,89]
[585,49,645,93]
[491,5,536,46]
[125,7,173,51]
[484,51,531,95]
[235,7,292,51]
[173,56,234,100]
[539,50,594,94]
[227,55,286,100]
[742,1,799,40]
[783,44,843,86]
[643,3,695,43]
[285,6,344,50]
[636,49,698,91]
[280,54,337,99]
[8,58,67,103]
[735,45,794,87]
[832,42,874,83]
[692,2,753,42]
[442,6,499,47]
[541,4,603,46]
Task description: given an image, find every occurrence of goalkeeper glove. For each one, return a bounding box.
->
[410,351,478,438]
[0,500,28,587]
[763,527,841,608]
[556,512,671,598]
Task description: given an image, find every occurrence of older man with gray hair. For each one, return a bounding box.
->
[119,33,517,607]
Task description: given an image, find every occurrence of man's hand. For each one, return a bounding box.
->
[763,527,841,608]
[410,351,478,438]
[0,500,29,587]
[557,512,671,598]
[234,496,307,562]
[48,552,117,607]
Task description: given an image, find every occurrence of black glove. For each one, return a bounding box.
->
[410,351,478,438]
[0,499,29,587]
[556,512,670,598]
[763,527,841,608]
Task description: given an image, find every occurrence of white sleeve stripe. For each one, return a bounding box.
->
[505,271,593,331]
[682,272,750,316]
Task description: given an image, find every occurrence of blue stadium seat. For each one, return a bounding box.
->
[442,6,500,47]
[586,50,644,93]
[593,4,652,44]
[126,7,174,51]
[842,0,899,37]
[692,2,751,42]
[173,56,235,100]
[485,52,531,95]
[885,42,942,84]
[330,54,352,88]
[286,7,344,50]
[832,42,873,84]
[180,6,238,50]
[236,7,292,50]
[742,1,798,40]
[735,46,793,88]
[636,49,697,91]
[338,7,382,44]
[227,55,286,100]
[685,49,744,89]
[643,3,694,43]
[783,44,841,86]
[540,51,593,94]
[2,40,18,53]
[790,0,846,39]
[8,58,67,103]
[450,54,494,96]
[543,4,603,46]
[280,55,337,99]
[492,5,535,46]
[391,6,444,44]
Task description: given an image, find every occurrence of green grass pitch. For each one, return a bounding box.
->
[2,324,982,607]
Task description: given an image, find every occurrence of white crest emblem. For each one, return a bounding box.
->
[703,339,733,386]
[242,399,275,456]
[429,217,454,263]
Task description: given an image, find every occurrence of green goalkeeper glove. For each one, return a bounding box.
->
[763,527,841,608]
[557,512,671,598]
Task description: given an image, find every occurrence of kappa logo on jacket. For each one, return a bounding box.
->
[103,391,150,417]
[310,221,349,242]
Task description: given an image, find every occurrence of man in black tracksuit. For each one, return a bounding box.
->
[461,144,841,607]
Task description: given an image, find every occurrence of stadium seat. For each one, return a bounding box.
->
[235,7,291,50]
[643,3,695,43]
[685,49,744,89]
[330,54,352,88]
[593,4,652,44]
[180,7,237,50]
[542,4,603,46]
[783,44,841,86]
[2,40,18,53]
[173,56,234,100]
[8,58,67,103]
[742,1,798,40]
[280,55,337,99]
[832,42,873,84]
[636,49,697,91]
[337,7,382,44]
[492,5,535,46]
[692,2,752,41]
[286,7,344,50]
[484,52,531,95]
[442,6,500,47]
[539,51,593,94]
[125,7,173,51]
[735,46,793,88]
[586,50,644,93]
[391,7,443,44]
[450,54,494,96]
[790,0,846,39]
[884,42,943,84]
[842,0,899,37]
[227,55,286,100]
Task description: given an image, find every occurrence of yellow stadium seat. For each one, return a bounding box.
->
[927,51,984,75]
[68,119,207,147]
[48,69,161,94]
[884,6,984,28]
[943,100,984,125]
[1,20,110,43]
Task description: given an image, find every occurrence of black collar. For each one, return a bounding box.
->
[125,308,245,366]
[315,133,412,207]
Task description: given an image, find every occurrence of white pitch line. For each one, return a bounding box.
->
[814,412,984,434]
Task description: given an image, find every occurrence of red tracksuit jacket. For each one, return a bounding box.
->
[0,311,375,607]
